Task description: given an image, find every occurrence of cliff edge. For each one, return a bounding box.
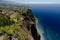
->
[0,6,40,40]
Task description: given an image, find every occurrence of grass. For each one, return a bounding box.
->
[0,24,27,40]
[0,26,13,35]
[0,7,32,40]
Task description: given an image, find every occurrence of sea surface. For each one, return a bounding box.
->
[31,4,60,40]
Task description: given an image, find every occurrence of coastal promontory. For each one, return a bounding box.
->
[0,4,40,40]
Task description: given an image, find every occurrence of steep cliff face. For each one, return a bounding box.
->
[0,7,40,40]
[20,9,40,40]
[24,9,40,40]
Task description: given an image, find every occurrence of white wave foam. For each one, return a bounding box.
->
[38,25,45,40]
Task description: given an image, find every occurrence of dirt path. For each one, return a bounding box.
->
[0,35,4,40]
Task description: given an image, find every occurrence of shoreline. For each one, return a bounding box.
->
[35,17,41,40]
[35,17,45,40]
[35,17,40,35]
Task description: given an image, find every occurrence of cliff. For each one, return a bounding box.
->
[0,6,40,40]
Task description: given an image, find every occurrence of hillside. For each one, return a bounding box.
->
[0,6,40,40]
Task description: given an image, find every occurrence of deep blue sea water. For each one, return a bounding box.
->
[31,4,60,40]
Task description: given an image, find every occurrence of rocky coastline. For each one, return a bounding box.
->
[0,4,40,40]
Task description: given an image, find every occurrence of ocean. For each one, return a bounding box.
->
[31,4,60,40]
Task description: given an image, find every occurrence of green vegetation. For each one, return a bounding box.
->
[0,7,33,40]
[0,27,13,35]
[0,14,9,26]
[0,24,26,40]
